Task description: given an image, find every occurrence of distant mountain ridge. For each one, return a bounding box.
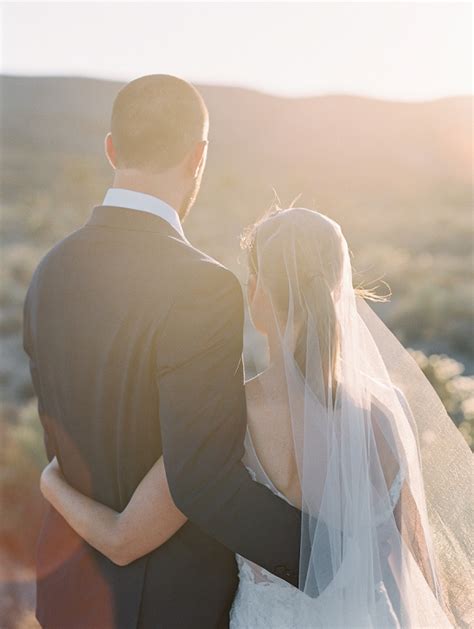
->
[1,75,472,261]
[2,75,471,187]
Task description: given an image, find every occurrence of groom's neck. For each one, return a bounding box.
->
[111,169,186,217]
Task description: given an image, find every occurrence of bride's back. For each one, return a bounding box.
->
[244,368,301,507]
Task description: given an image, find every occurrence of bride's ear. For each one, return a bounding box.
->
[247,275,270,335]
[247,273,257,305]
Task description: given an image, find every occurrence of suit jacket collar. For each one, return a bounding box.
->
[102,188,185,238]
[86,205,189,242]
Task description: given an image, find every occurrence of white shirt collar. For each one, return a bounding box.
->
[102,188,186,239]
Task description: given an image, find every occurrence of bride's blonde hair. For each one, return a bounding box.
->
[241,203,388,391]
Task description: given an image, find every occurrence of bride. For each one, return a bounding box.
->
[41,207,473,628]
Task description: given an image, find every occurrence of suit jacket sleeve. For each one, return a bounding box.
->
[23,286,56,462]
[156,261,301,586]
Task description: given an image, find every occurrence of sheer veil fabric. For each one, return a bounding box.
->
[246,208,473,628]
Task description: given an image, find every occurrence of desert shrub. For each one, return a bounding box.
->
[409,350,474,449]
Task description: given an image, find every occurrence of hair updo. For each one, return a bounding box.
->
[242,206,344,391]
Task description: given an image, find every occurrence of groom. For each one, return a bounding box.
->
[23,74,302,628]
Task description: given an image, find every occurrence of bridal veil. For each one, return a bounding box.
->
[244,207,473,628]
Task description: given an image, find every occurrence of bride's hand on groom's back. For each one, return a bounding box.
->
[40,456,62,503]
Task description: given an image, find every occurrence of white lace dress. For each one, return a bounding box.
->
[229,428,404,629]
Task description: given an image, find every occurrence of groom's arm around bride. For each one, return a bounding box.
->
[157,252,302,583]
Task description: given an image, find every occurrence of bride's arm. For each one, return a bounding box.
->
[40,457,187,566]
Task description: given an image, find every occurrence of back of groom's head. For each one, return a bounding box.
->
[110,74,208,173]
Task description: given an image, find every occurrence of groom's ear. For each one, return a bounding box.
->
[104,133,117,169]
[186,140,208,178]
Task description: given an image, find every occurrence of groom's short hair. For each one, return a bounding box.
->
[111,74,208,173]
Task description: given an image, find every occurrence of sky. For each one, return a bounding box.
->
[1,1,472,100]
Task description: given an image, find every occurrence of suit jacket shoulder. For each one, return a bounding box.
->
[162,237,244,323]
